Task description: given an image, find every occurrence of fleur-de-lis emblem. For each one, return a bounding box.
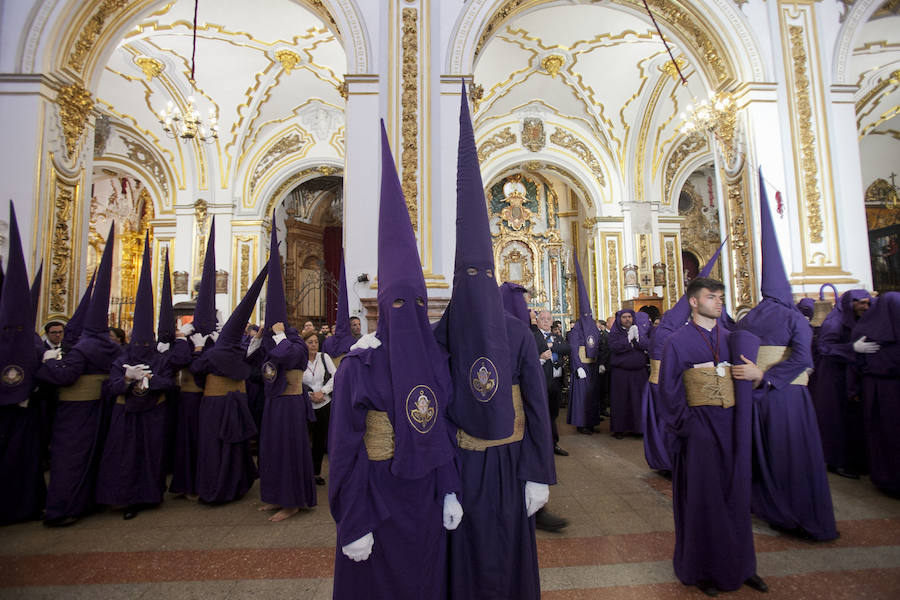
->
[587,335,595,348]
[469,357,498,402]
[1,365,23,387]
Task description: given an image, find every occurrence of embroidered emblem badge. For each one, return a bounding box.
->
[587,335,595,348]
[406,385,437,434]
[469,357,498,402]
[1,365,24,387]
[262,361,277,382]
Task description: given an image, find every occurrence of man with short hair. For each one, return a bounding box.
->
[349,316,361,339]
[533,309,570,456]
[43,322,64,350]
[659,277,767,596]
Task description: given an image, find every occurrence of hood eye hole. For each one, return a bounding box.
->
[485,269,493,277]
[466,267,477,276]
[416,297,425,306]
[392,298,405,308]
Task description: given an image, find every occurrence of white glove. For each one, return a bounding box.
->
[139,374,151,390]
[157,342,170,353]
[179,322,195,337]
[273,332,287,345]
[209,331,219,342]
[189,332,207,348]
[577,367,587,379]
[341,532,374,562]
[246,336,262,357]
[42,348,62,362]
[628,325,639,342]
[524,481,549,517]
[598,364,606,374]
[123,364,145,381]
[350,332,381,351]
[442,493,464,530]
[853,336,880,354]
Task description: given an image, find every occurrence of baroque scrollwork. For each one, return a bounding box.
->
[57,83,94,160]
[549,128,606,187]
[607,238,620,311]
[50,184,74,313]
[120,136,170,199]
[723,167,753,310]
[66,0,129,72]
[401,8,419,230]
[477,127,516,162]
[249,134,307,195]
[664,136,707,203]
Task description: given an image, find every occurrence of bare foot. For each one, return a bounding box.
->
[258,503,281,512]
[268,507,300,522]
[186,494,199,501]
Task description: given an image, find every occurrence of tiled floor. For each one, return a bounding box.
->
[2,421,899,599]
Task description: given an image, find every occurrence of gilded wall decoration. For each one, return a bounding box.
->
[679,181,722,275]
[540,55,565,78]
[49,182,75,313]
[66,0,129,73]
[57,82,94,160]
[215,270,229,294]
[173,270,189,295]
[662,57,687,82]
[522,118,546,152]
[275,49,302,73]
[477,127,516,162]
[722,166,754,310]
[787,24,823,244]
[401,7,419,230]
[263,166,344,219]
[607,238,620,311]
[665,239,678,309]
[249,134,309,195]
[855,68,900,127]
[865,178,900,208]
[134,56,164,81]
[94,115,111,157]
[240,245,250,296]
[549,128,606,186]
[664,136,707,203]
[120,136,170,199]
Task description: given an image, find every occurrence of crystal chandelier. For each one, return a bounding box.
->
[679,92,737,160]
[158,96,218,143]
[156,0,218,143]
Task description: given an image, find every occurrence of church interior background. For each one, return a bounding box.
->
[0,0,898,332]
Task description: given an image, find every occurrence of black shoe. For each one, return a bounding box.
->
[315,476,326,486]
[577,427,593,435]
[744,574,768,593]
[600,408,611,417]
[613,432,625,440]
[595,416,605,423]
[553,445,569,456]
[835,468,860,479]
[123,509,140,520]
[535,508,568,532]
[43,516,78,527]
[696,582,719,597]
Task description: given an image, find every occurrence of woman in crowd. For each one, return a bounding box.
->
[301,330,335,486]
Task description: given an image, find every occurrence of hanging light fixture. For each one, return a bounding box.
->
[157,0,218,143]
[679,92,737,161]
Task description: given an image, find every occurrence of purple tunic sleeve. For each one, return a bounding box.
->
[763,315,813,390]
[861,342,900,376]
[167,338,193,369]
[327,354,392,547]
[267,336,309,370]
[569,329,586,371]
[36,348,88,386]
[818,317,855,362]
[513,320,556,485]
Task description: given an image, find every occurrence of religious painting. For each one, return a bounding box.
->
[653,262,666,286]
[498,242,534,289]
[623,264,638,287]
[173,271,189,295]
[869,224,900,292]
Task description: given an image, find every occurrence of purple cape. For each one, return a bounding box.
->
[322,257,356,357]
[499,282,531,325]
[609,310,649,434]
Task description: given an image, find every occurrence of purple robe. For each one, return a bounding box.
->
[169,339,207,495]
[0,401,45,524]
[566,326,605,428]
[811,291,870,473]
[95,351,178,507]
[190,348,258,503]
[440,314,556,600]
[659,323,757,590]
[328,346,460,600]
[257,333,317,508]
[609,311,649,434]
[37,336,120,521]
[739,299,837,540]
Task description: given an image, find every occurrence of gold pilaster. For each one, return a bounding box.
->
[720,162,755,313]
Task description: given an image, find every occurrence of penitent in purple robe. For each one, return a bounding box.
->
[659,324,757,591]
[257,331,317,509]
[609,310,649,435]
[168,340,207,495]
[566,326,605,429]
[739,300,837,540]
[96,352,178,507]
[811,290,870,474]
[851,292,900,495]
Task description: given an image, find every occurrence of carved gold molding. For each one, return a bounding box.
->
[607,236,621,314]
[664,237,678,310]
[249,133,312,196]
[664,136,708,203]
[549,128,605,187]
[56,82,94,160]
[721,164,754,311]
[49,182,75,313]
[134,56,164,80]
[540,55,565,78]
[66,0,129,73]
[477,127,516,162]
[787,24,824,244]
[275,49,302,73]
[401,7,419,231]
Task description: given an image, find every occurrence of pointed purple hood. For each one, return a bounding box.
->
[157,250,175,343]
[572,253,602,360]
[322,256,355,356]
[796,298,814,320]
[264,215,288,331]
[853,291,900,343]
[30,261,43,320]
[374,120,452,480]
[439,84,514,440]
[650,239,727,359]
[758,168,793,306]
[0,202,40,406]
[127,233,155,363]
[193,216,217,335]
[499,281,531,325]
[84,223,115,336]
[62,271,95,352]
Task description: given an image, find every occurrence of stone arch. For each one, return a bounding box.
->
[833,0,886,85]
[258,161,344,222]
[446,0,765,86]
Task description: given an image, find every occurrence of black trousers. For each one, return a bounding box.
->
[547,376,563,444]
[309,401,331,476]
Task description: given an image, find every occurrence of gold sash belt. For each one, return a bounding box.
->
[364,410,395,461]
[457,384,526,451]
[179,368,203,393]
[115,393,165,406]
[282,369,304,396]
[649,359,661,385]
[756,345,809,386]
[58,374,108,402]
[203,373,246,397]
[578,346,596,364]
[684,367,735,408]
